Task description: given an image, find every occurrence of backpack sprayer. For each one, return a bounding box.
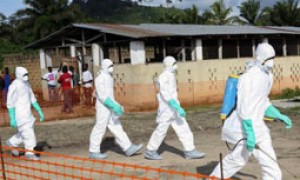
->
[220,74,274,122]
[220,74,296,178]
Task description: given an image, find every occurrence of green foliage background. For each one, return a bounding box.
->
[274,87,300,99]
[0,0,300,69]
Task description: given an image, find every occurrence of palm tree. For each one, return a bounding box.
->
[268,0,300,26]
[0,13,16,42]
[157,5,204,24]
[15,0,85,39]
[238,0,266,25]
[0,13,9,38]
[182,5,203,24]
[202,0,236,25]
[0,13,6,23]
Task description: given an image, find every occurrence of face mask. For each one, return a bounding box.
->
[264,59,274,71]
[23,74,29,81]
[108,66,113,73]
[172,64,178,73]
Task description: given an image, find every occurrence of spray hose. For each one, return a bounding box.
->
[225,138,297,178]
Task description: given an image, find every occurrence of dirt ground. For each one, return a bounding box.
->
[41,105,300,180]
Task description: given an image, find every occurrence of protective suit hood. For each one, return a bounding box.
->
[15,67,29,81]
[163,56,177,73]
[101,59,114,74]
[255,43,275,72]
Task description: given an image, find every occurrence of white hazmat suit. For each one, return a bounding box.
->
[210,43,292,179]
[145,56,205,160]
[89,59,143,159]
[6,67,44,160]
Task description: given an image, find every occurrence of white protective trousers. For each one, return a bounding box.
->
[7,77,37,155]
[210,132,281,179]
[8,122,36,155]
[89,72,131,153]
[210,66,282,179]
[146,70,195,151]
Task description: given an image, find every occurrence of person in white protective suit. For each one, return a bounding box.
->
[144,56,206,160]
[89,59,143,159]
[6,67,44,161]
[210,42,292,179]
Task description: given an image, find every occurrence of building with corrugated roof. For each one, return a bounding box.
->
[24,24,300,111]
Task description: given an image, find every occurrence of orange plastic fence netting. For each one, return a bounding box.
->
[0,146,227,180]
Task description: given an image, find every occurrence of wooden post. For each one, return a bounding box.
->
[0,138,7,180]
[220,153,224,180]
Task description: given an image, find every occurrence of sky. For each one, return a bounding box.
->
[138,0,279,16]
[0,0,72,17]
[0,0,280,18]
[0,0,26,17]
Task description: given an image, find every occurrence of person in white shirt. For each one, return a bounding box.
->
[82,63,93,107]
[42,67,58,101]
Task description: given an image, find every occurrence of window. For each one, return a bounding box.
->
[239,39,253,57]
[269,39,283,56]
[159,39,193,61]
[103,43,130,64]
[145,39,164,63]
[286,38,299,56]
[185,39,192,61]
[166,39,182,61]
[203,39,218,60]
[104,44,119,64]
[223,39,237,59]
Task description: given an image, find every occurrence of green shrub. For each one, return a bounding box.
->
[274,86,300,99]
[295,86,300,95]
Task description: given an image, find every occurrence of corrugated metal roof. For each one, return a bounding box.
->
[75,23,300,37]
[259,26,300,34]
[73,23,171,38]
[26,23,300,49]
[126,24,300,36]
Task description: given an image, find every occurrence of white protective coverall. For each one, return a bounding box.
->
[211,43,282,179]
[7,67,38,155]
[89,59,132,153]
[146,56,195,152]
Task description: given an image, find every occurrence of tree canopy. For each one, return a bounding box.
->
[202,0,236,25]
[268,0,300,26]
[238,0,266,25]
[0,0,300,56]
[15,0,85,39]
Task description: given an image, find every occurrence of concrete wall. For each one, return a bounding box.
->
[4,54,42,90]
[113,57,300,111]
[3,54,300,111]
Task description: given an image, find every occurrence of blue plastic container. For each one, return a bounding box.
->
[220,74,239,120]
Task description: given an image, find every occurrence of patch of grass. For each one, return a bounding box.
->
[273,86,300,99]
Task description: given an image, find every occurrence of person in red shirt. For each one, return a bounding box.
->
[58,66,73,113]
